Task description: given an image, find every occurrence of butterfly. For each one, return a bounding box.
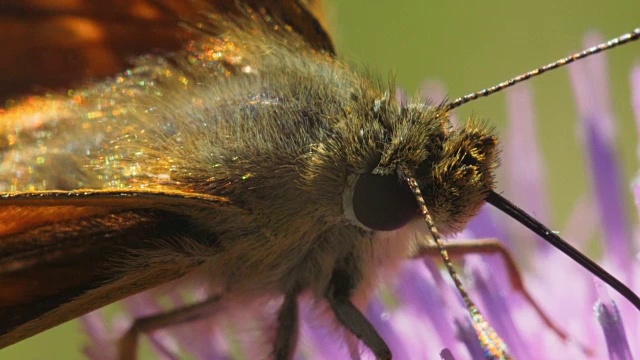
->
[1,0,639,359]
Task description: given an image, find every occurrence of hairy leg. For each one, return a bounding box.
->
[326,266,391,360]
[272,292,300,360]
[412,238,590,354]
[119,295,222,360]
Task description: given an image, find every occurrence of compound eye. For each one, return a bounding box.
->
[351,173,417,231]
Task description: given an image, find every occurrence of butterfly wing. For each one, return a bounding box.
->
[0,0,333,348]
[0,0,333,102]
[0,191,232,347]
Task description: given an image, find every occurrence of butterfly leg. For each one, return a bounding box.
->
[325,269,391,360]
[118,294,222,360]
[272,292,300,360]
[411,238,589,353]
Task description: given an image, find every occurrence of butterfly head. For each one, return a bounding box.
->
[344,99,499,235]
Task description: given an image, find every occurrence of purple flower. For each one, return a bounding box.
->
[81,34,640,359]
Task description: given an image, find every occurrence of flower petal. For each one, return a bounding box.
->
[594,280,634,360]
[568,33,632,274]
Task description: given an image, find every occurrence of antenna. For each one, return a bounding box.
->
[400,167,511,358]
[446,27,640,311]
[446,27,640,110]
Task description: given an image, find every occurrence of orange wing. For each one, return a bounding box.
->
[0,191,230,348]
[0,0,332,349]
[0,0,333,102]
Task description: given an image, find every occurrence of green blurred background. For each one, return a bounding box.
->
[3,0,640,359]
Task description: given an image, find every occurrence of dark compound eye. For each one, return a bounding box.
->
[351,173,417,231]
